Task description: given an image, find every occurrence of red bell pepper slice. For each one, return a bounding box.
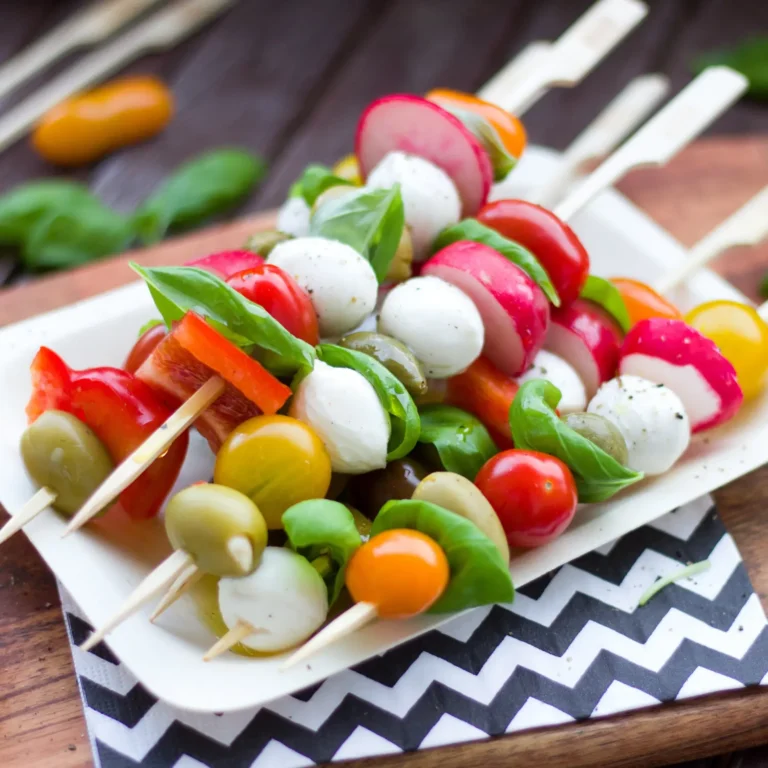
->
[27,347,188,520]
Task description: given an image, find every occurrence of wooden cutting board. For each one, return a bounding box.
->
[1,136,767,768]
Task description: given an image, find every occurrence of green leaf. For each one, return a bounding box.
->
[433,219,560,306]
[133,148,266,244]
[310,185,405,282]
[317,343,420,460]
[372,499,514,613]
[131,263,315,372]
[693,39,768,99]
[580,275,631,332]
[438,104,518,180]
[638,560,711,607]
[510,379,644,503]
[288,164,354,206]
[137,318,164,337]
[282,499,362,604]
[417,404,498,480]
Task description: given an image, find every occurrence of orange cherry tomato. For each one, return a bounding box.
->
[610,277,682,326]
[426,88,527,160]
[346,529,450,618]
[124,324,167,374]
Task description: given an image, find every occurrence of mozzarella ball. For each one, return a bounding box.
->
[218,547,328,653]
[276,196,311,237]
[587,375,691,475]
[268,237,378,337]
[379,276,484,378]
[366,151,461,260]
[289,360,390,473]
[518,350,587,414]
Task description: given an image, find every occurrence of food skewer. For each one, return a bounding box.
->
[477,41,551,106]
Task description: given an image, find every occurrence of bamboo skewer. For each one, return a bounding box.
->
[0,0,235,155]
[0,488,58,547]
[477,41,551,107]
[203,620,269,662]
[149,563,204,622]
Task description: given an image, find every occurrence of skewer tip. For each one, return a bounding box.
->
[203,620,257,662]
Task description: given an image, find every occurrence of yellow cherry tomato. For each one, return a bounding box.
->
[332,154,362,185]
[426,88,527,160]
[686,300,768,400]
[32,76,173,167]
[611,277,682,326]
[345,529,449,618]
[214,415,332,529]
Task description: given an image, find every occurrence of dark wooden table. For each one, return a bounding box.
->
[1,2,768,767]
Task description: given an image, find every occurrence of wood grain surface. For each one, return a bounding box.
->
[1,136,767,768]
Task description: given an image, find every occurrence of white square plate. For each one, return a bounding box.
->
[0,147,765,713]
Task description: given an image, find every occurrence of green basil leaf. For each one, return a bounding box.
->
[433,219,560,306]
[317,343,420,460]
[510,379,643,503]
[288,164,354,206]
[417,404,498,480]
[133,148,266,244]
[693,39,768,99]
[282,499,362,604]
[437,104,517,181]
[372,499,514,613]
[131,263,315,372]
[580,275,631,332]
[137,318,164,337]
[310,185,404,282]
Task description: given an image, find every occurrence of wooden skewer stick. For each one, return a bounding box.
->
[654,185,768,295]
[529,74,670,207]
[0,0,235,155]
[477,41,551,108]
[280,602,379,671]
[149,563,204,622]
[64,375,225,536]
[80,549,194,652]
[203,620,269,662]
[0,487,57,547]
[0,0,163,104]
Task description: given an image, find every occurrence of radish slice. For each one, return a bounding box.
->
[546,299,623,398]
[355,94,492,216]
[185,250,264,280]
[422,241,549,377]
[619,318,743,433]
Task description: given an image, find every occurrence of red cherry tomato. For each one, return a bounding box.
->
[124,324,166,374]
[477,199,590,307]
[227,264,319,346]
[475,449,577,548]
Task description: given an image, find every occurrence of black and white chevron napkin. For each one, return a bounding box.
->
[63,494,768,767]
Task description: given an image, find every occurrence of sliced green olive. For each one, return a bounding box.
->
[339,331,427,396]
[347,457,427,519]
[20,410,114,517]
[412,472,510,563]
[164,483,268,577]
[385,227,413,283]
[243,230,292,257]
[564,412,629,466]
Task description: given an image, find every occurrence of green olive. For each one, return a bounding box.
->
[339,331,427,396]
[243,230,292,257]
[20,410,114,517]
[164,483,268,577]
[564,412,629,465]
[413,472,510,563]
[345,505,372,539]
[385,227,413,283]
[347,457,427,519]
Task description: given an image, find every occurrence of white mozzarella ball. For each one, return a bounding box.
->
[268,237,378,337]
[518,350,586,414]
[276,196,311,237]
[587,375,691,475]
[218,548,328,653]
[289,360,390,473]
[366,151,461,260]
[379,276,484,378]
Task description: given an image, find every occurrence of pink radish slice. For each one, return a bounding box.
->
[619,318,743,433]
[422,240,549,376]
[185,250,264,280]
[355,94,492,216]
[546,300,623,398]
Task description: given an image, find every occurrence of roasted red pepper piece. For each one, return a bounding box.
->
[27,346,187,520]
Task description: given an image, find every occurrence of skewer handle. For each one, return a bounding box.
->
[655,185,768,295]
[203,619,262,661]
[64,375,225,536]
[0,0,235,154]
[497,0,648,115]
[530,74,669,207]
[80,550,194,652]
[149,562,204,622]
[280,602,379,671]
[554,67,748,222]
[477,41,551,109]
[0,487,57,547]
